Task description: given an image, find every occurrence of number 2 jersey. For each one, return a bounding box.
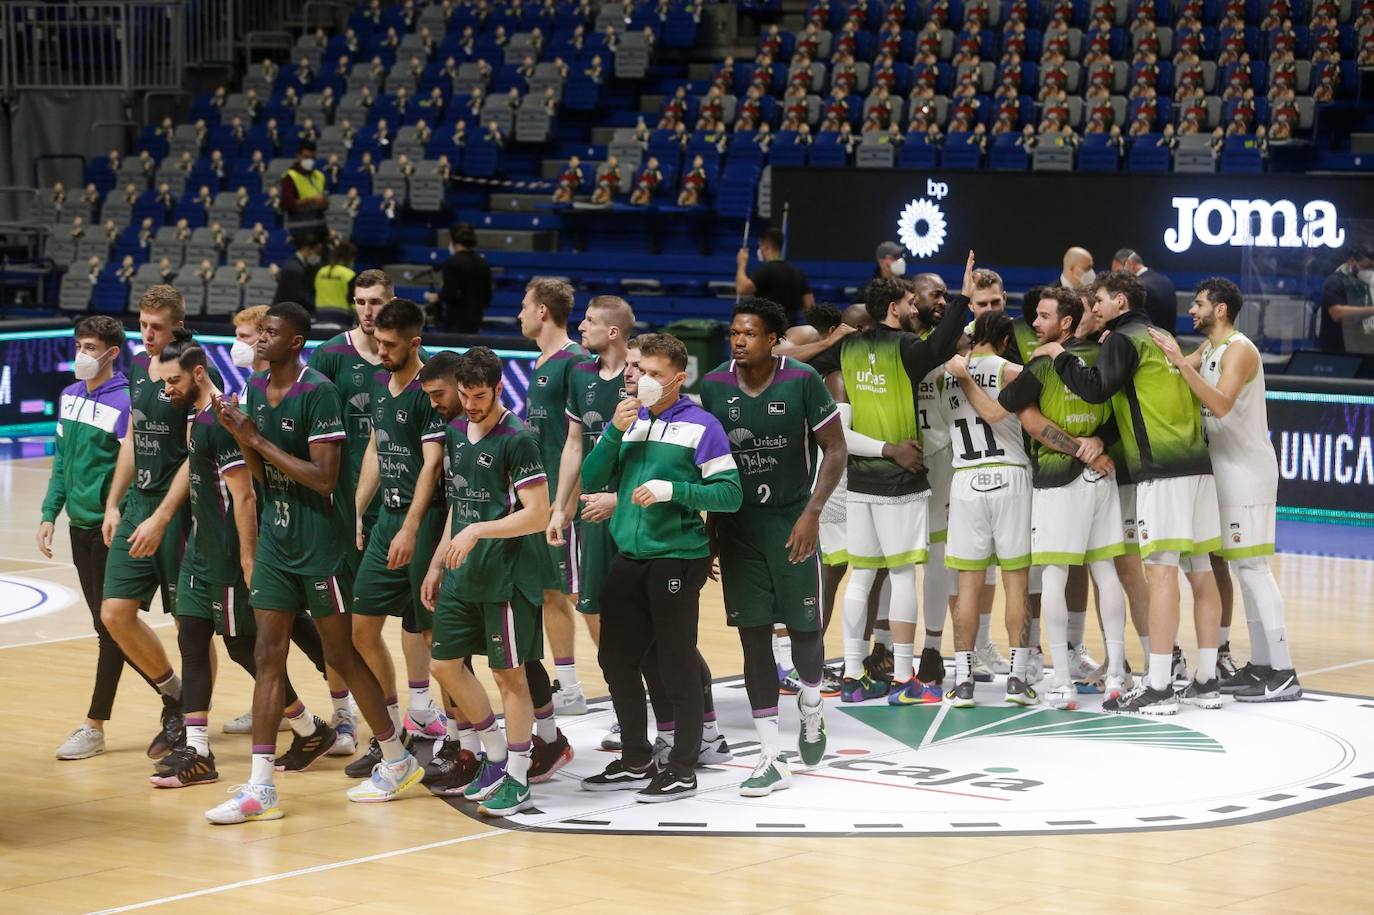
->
[700,356,839,511]
[938,353,1028,471]
[245,366,348,575]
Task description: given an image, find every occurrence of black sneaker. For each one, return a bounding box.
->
[634,766,697,804]
[1179,678,1223,709]
[916,647,945,685]
[343,731,414,778]
[1217,642,1238,680]
[529,730,574,784]
[1234,668,1302,703]
[275,717,337,771]
[428,748,481,795]
[146,701,185,760]
[149,746,218,788]
[1220,661,1269,694]
[864,643,895,679]
[581,758,654,792]
[1106,684,1179,715]
[423,736,462,784]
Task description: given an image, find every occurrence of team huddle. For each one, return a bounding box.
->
[41,254,1299,818]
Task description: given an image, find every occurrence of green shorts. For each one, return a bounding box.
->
[547,518,579,596]
[432,579,543,669]
[575,517,615,615]
[717,507,824,633]
[103,490,190,613]
[351,506,445,628]
[251,561,351,620]
[176,568,254,638]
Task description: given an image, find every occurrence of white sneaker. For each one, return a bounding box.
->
[1026,647,1045,684]
[327,709,357,756]
[600,721,622,751]
[1045,681,1079,710]
[698,733,733,765]
[347,754,424,803]
[56,724,105,760]
[205,783,283,824]
[222,712,289,734]
[553,682,588,716]
[739,753,792,797]
[1068,644,1100,681]
[1104,674,1129,703]
[975,641,1011,677]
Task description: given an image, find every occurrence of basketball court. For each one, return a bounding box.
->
[3,443,1374,914]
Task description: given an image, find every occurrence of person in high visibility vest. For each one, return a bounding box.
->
[281,140,329,234]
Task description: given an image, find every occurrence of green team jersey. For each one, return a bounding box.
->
[525,341,590,498]
[246,366,348,575]
[129,352,223,494]
[1012,319,1038,365]
[700,356,839,509]
[999,339,1113,489]
[307,332,380,501]
[565,358,627,494]
[185,404,247,583]
[369,369,446,509]
[815,296,968,497]
[1054,310,1211,482]
[442,409,548,602]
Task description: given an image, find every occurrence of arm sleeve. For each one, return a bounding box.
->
[900,293,971,379]
[509,433,548,493]
[306,384,347,443]
[673,417,743,512]
[41,423,68,523]
[581,420,624,492]
[1053,331,1138,404]
[998,360,1045,414]
[837,402,886,457]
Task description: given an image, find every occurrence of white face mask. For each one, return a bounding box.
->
[635,373,665,408]
[73,351,105,380]
[1079,268,1097,287]
[890,257,907,277]
[231,339,257,368]
[1358,269,1374,286]
[299,157,315,170]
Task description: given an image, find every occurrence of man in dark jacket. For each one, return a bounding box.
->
[1112,248,1177,331]
[427,223,492,333]
[273,233,320,309]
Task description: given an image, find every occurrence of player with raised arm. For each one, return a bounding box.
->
[1149,278,1301,702]
[206,303,421,824]
[701,297,845,795]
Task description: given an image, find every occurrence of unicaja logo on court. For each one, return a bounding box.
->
[898,180,950,259]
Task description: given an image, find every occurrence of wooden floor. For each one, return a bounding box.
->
[4,451,1374,914]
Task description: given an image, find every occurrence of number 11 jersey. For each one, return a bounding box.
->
[939,354,1028,472]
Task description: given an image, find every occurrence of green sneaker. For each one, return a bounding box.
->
[739,753,792,797]
[797,694,827,767]
[478,775,533,817]
[462,756,507,802]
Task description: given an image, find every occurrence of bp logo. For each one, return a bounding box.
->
[440,673,1374,836]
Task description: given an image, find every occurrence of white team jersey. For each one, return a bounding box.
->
[940,353,1028,471]
[918,364,952,456]
[1198,330,1278,506]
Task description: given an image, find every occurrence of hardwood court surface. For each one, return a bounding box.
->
[2,452,1373,914]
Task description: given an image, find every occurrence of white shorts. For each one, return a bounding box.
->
[1031,470,1127,567]
[1118,483,1139,555]
[846,492,930,569]
[819,519,848,566]
[1215,502,1277,561]
[1136,475,1222,562]
[926,447,953,543]
[945,465,1032,572]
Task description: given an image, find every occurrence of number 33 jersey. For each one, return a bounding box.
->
[246,367,349,575]
[938,354,1028,472]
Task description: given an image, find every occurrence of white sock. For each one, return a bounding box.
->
[843,638,868,680]
[799,681,822,708]
[955,649,973,685]
[250,752,275,786]
[1219,625,1231,645]
[977,612,991,648]
[1048,643,1071,687]
[753,712,780,755]
[1066,609,1085,646]
[555,661,580,690]
[1148,652,1172,691]
[477,717,507,763]
[286,704,315,738]
[893,643,915,681]
[534,709,557,743]
[1106,641,1126,677]
[1041,565,1069,682]
[186,724,210,757]
[506,741,532,785]
[843,569,877,678]
[1028,614,1041,648]
[1233,558,1291,670]
[457,721,481,755]
[702,717,720,740]
[379,734,408,764]
[874,627,893,649]
[772,633,794,670]
[331,692,352,718]
[1010,646,1028,679]
[446,717,461,739]
[1248,618,1271,666]
[1195,647,1218,684]
[1266,628,1293,670]
[408,681,436,721]
[386,700,404,736]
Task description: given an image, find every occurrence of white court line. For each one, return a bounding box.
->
[1303,657,1374,677]
[0,620,173,650]
[86,828,511,914]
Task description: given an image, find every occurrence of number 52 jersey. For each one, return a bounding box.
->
[246,366,349,575]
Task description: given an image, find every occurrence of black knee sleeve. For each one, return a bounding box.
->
[739,626,779,713]
[177,616,216,713]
